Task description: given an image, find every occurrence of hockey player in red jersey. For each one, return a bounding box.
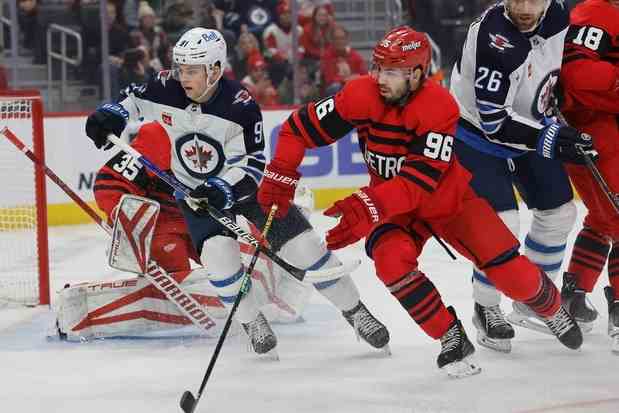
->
[560,0,619,352]
[258,26,584,377]
[84,27,390,356]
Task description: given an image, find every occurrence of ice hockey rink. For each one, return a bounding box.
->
[1,204,617,413]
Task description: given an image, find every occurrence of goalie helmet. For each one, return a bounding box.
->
[172,27,227,99]
[372,26,431,76]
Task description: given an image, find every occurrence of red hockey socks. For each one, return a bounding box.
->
[567,227,610,292]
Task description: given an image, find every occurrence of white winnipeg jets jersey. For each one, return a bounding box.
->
[450,0,569,158]
[118,73,266,195]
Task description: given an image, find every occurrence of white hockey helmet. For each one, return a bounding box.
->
[173,28,227,99]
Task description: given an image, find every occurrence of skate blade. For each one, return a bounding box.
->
[611,334,619,355]
[476,331,511,353]
[254,348,280,361]
[378,344,392,356]
[577,320,594,334]
[506,311,553,336]
[441,355,482,379]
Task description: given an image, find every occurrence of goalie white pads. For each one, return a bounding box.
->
[109,194,160,274]
[55,242,312,341]
[55,268,228,341]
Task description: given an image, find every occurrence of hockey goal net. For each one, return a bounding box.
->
[0,90,49,306]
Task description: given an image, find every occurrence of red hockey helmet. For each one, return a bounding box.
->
[372,26,431,76]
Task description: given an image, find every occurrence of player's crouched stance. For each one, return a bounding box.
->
[81,27,389,356]
[258,27,583,378]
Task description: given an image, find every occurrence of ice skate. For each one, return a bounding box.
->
[343,301,391,355]
[242,312,279,360]
[604,287,619,355]
[472,303,514,353]
[507,301,552,335]
[437,307,481,378]
[561,272,597,333]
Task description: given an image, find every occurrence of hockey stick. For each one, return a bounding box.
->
[180,205,278,413]
[553,111,619,215]
[1,127,219,332]
[105,134,360,283]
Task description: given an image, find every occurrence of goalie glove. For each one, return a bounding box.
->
[185,177,235,215]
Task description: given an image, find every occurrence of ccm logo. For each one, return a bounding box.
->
[264,168,298,186]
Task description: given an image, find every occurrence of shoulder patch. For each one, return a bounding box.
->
[489,33,515,52]
[233,89,253,105]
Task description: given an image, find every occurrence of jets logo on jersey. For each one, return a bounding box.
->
[489,33,515,52]
[233,89,253,105]
[175,133,225,179]
[531,69,560,119]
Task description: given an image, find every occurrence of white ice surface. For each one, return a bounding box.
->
[1,204,618,413]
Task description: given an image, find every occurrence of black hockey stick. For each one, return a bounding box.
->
[553,110,619,215]
[179,205,278,413]
[106,134,360,283]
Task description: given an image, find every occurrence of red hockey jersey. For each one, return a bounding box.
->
[94,122,187,230]
[561,0,619,115]
[274,75,472,222]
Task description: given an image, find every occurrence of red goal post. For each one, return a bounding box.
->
[0,90,50,306]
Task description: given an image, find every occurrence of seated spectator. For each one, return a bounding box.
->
[137,1,169,72]
[215,0,278,40]
[17,0,46,63]
[298,0,334,26]
[241,54,279,106]
[320,26,366,95]
[277,57,320,104]
[262,0,303,86]
[233,31,263,81]
[162,0,194,41]
[118,46,153,90]
[299,5,335,62]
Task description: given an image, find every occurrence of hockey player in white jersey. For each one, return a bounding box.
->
[450,0,597,352]
[83,27,390,355]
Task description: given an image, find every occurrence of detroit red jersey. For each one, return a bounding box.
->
[94,122,180,221]
[273,75,471,221]
[561,0,619,115]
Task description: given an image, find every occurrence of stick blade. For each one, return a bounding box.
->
[180,391,197,413]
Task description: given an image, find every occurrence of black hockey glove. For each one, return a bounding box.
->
[186,177,236,215]
[85,103,129,150]
[536,122,598,164]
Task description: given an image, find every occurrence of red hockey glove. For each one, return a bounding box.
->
[258,159,301,218]
[323,187,383,250]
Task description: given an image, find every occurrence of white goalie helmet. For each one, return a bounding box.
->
[172,27,227,98]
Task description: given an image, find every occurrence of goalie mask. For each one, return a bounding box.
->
[172,27,227,101]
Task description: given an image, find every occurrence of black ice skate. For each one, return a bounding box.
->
[472,303,515,353]
[438,307,481,378]
[242,312,278,359]
[561,272,597,333]
[343,301,391,354]
[604,287,619,355]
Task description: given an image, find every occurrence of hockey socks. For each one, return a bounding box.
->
[386,271,454,339]
[608,244,619,300]
[567,227,610,292]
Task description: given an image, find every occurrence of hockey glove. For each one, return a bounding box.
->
[186,177,235,215]
[323,187,383,250]
[257,159,301,218]
[85,103,129,150]
[536,122,598,164]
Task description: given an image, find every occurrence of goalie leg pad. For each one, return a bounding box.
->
[55,269,227,341]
